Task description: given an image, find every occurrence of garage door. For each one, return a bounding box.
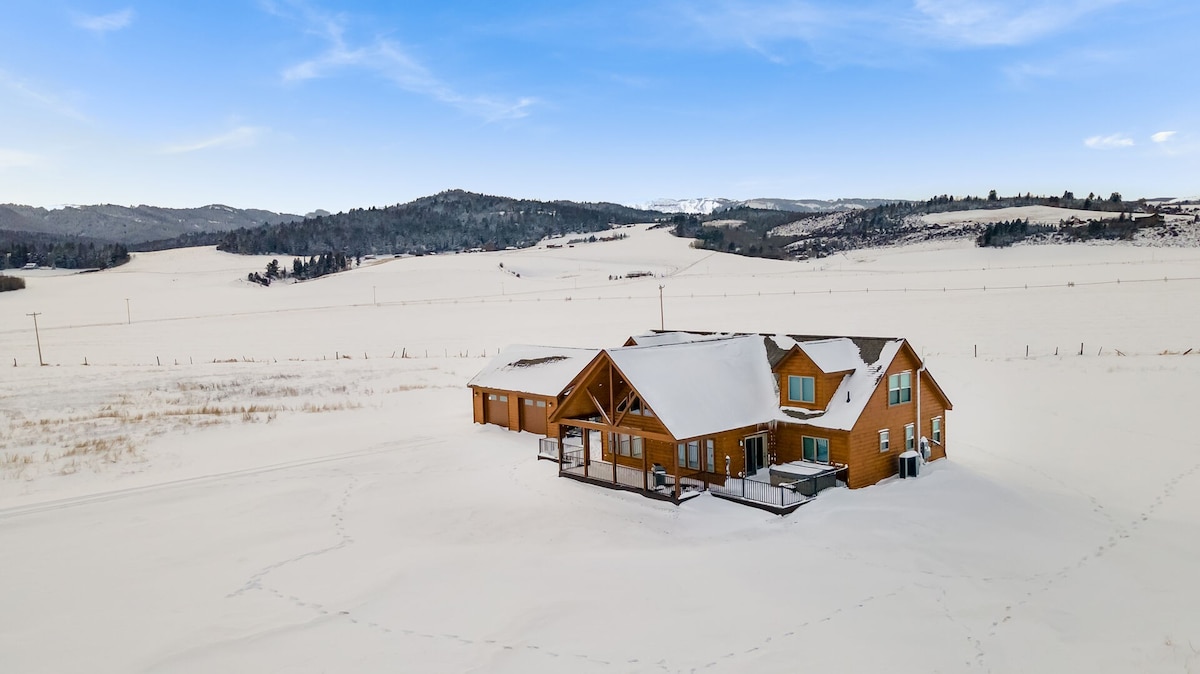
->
[485,393,510,427]
[520,398,548,435]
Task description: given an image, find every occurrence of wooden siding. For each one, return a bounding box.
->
[840,344,951,488]
[773,348,850,411]
[775,423,851,468]
[598,426,760,486]
[470,386,560,437]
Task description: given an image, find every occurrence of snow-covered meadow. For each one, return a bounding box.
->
[2,226,1199,672]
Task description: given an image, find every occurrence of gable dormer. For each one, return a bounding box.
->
[772,345,852,411]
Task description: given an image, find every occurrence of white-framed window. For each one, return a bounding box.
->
[788,375,816,404]
[802,436,830,463]
[879,429,890,453]
[677,440,700,469]
[536,400,547,409]
[705,439,716,473]
[888,372,912,405]
[488,393,507,403]
[932,417,942,444]
[613,433,643,458]
[905,424,915,452]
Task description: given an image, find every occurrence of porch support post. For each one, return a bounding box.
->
[557,424,566,472]
[582,428,590,478]
[612,431,618,485]
[673,455,681,499]
[642,439,648,491]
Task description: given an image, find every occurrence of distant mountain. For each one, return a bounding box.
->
[634,197,902,215]
[212,190,663,256]
[0,203,302,244]
[634,198,735,215]
[736,197,899,213]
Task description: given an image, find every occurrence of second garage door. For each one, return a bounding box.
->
[519,398,548,435]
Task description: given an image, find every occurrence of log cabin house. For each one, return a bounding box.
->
[471,331,951,511]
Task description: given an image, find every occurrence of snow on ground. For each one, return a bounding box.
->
[768,212,849,237]
[2,224,1200,672]
[919,205,1148,226]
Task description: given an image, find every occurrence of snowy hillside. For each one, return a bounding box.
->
[636,196,898,214]
[2,226,1200,673]
[918,205,1154,226]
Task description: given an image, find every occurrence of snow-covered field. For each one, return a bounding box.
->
[2,225,1200,673]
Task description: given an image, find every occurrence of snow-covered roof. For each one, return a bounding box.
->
[468,344,599,397]
[771,335,864,373]
[784,338,904,431]
[619,331,908,433]
[625,331,736,347]
[606,336,779,440]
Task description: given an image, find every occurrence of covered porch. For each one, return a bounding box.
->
[553,421,708,502]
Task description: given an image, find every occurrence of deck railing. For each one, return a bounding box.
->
[709,477,809,508]
[539,437,582,461]
[560,457,709,496]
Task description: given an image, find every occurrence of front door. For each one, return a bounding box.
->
[745,435,766,476]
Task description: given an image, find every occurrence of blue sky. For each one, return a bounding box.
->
[1,0,1196,213]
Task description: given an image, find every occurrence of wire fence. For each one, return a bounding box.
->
[8,339,1200,369]
[6,274,1200,339]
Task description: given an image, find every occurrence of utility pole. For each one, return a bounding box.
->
[658,285,665,331]
[125,298,131,325]
[372,286,377,306]
[27,312,45,366]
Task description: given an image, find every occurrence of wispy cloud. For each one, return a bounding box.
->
[1002,48,1123,85]
[912,0,1125,47]
[160,126,267,154]
[0,148,43,169]
[1084,133,1134,149]
[73,8,135,33]
[676,0,1128,64]
[0,68,88,121]
[268,0,535,121]
[1151,130,1177,143]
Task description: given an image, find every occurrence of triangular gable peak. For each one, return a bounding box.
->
[894,340,954,410]
[549,350,675,441]
[772,343,854,376]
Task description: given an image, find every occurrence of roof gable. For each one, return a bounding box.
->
[606,336,780,440]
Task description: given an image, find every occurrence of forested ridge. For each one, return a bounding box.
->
[679,190,1171,259]
[210,190,660,257]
